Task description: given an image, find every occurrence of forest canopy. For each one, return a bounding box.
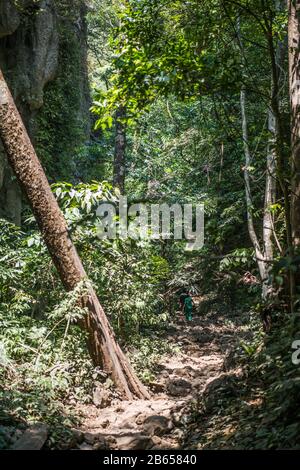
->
[0,0,300,454]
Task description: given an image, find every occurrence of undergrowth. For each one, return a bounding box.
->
[0,217,174,448]
[186,312,300,449]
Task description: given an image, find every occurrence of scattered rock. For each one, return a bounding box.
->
[11,423,48,450]
[101,419,110,429]
[167,378,192,397]
[84,432,99,444]
[78,442,94,451]
[150,436,162,447]
[69,429,84,447]
[203,373,240,411]
[93,439,107,450]
[190,351,204,358]
[120,420,135,430]
[73,316,243,451]
[135,414,145,425]
[115,406,125,413]
[92,387,112,408]
[151,436,176,449]
[113,433,153,450]
[83,432,107,449]
[195,333,211,344]
[105,436,117,448]
[172,368,187,378]
[149,382,166,393]
[143,415,172,436]
[160,371,170,379]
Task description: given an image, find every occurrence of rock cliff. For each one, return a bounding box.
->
[0,0,90,224]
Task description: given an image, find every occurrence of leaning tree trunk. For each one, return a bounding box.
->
[0,69,150,400]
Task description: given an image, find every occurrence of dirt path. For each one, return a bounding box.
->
[74,311,244,450]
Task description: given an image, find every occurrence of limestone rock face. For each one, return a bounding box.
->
[0,0,20,38]
[20,0,59,111]
[0,0,90,224]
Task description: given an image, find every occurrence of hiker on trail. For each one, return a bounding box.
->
[179,292,193,321]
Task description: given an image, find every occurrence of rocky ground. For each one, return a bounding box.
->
[72,310,248,450]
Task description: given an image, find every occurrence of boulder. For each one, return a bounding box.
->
[114,433,153,450]
[143,415,172,436]
[92,387,112,408]
[78,442,94,451]
[202,373,240,411]
[11,423,48,450]
[167,378,192,397]
[68,429,84,447]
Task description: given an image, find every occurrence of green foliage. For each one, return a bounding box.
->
[0,174,175,447]
[0,221,94,449]
[193,314,300,449]
[1,0,296,451]
[92,0,243,126]
[129,334,179,383]
[49,181,171,335]
[52,180,117,225]
[219,248,255,277]
[240,315,300,449]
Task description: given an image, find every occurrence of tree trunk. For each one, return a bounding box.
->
[263,109,277,264]
[0,68,150,401]
[0,144,22,226]
[262,107,277,299]
[240,86,268,286]
[113,106,126,193]
[237,18,268,292]
[265,0,294,309]
[238,9,289,302]
[218,142,224,185]
[289,0,300,248]
[241,86,280,300]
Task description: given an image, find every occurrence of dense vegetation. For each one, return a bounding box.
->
[1,0,300,450]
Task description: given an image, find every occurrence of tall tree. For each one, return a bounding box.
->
[237,9,281,301]
[0,68,149,400]
[240,86,276,299]
[289,0,300,249]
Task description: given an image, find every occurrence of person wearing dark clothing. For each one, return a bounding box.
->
[183,295,193,321]
[179,292,193,321]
